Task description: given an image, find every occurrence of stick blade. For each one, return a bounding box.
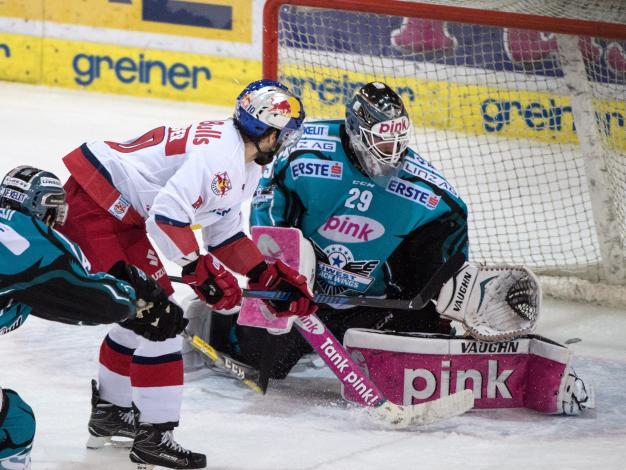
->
[184,332,265,394]
[367,389,474,429]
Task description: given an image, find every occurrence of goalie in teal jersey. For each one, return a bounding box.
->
[0,166,186,470]
[192,83,591,416]
[206,82,469,379]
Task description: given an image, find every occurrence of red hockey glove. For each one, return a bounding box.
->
[182,254,241,310]
[247,261,317,317]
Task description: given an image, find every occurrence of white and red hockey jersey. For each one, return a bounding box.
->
[64,119,261,264]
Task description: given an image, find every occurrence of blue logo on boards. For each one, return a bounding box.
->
[72,53,211,90]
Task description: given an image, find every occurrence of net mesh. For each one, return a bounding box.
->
[271,1,626,289]
[399,0,626,24]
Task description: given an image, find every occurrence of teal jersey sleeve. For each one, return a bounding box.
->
[250,152,303,228]
[250,120,469,299]
[0,299,30,336]
[0,209,136,328]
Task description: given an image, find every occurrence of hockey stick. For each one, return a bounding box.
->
[294,313,474,428]
[249,252,461,394]
[181,330,264,394]
[169,252,465,311]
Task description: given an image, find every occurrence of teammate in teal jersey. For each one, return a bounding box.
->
[0,166,186,470]
[207,82,469,379]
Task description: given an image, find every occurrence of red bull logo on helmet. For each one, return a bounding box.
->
[269,95,302,119]
[371,116,410,135]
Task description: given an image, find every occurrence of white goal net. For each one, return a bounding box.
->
[264,0,626,306]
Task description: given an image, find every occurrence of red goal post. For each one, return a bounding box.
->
[262,0,626,306]
[264,0,626,76]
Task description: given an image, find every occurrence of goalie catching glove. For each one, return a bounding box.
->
[181,254,242,310]
[108,261,187,341]
[435,262,541,341]
[247,260,317,317]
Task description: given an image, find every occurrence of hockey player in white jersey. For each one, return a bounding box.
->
[58,80,316,469]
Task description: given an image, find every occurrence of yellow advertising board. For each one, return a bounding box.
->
[280,65,626,152]
[0,0,252,43]
[43,35,261,104]
[0,32,43,83]
[0,32,260,104]
[2,26,623,151]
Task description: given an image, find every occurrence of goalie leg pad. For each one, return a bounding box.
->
[436,263,541,341]
[344,328,594,415]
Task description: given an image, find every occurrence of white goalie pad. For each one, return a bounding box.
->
[436,263,541,341]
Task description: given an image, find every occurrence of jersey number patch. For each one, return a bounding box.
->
[105,127,166,153]
[345,188,373,212]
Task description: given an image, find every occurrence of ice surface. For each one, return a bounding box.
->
[1,83,625,470]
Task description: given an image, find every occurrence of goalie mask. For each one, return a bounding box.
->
[0,166,68,227]
[346,82,411,180]
[234,79,305,165]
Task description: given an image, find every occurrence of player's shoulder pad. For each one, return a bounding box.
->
[279,120,342,163]
[0,209,47,236]
[399,149,463,202]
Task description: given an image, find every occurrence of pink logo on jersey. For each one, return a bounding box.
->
[319,215,385,243]
[211,172,232,197]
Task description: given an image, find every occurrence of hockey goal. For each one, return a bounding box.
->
[263,0,626,306]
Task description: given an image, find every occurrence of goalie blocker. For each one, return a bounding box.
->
[343,329,594,415]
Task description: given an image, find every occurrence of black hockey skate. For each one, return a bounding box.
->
[86,379,136,449]
[129,422,207,469]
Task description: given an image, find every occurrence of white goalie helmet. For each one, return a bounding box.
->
[345,82,411,179]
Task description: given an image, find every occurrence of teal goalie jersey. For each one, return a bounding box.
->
[250,120,468,299]
[0,208,136,334]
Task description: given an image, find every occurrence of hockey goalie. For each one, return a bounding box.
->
[184,82,594,417]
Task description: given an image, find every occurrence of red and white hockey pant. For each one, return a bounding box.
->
[59,177,182,424]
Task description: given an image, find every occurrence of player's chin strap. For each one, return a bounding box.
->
[435,263,541,341]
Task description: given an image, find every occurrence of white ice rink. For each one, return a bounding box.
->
[1,82,626,470]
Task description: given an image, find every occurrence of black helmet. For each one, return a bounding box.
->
[0,166,67,226]
[345,82,410,178]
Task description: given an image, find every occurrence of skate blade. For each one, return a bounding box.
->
[136,464,155,470]
[86,434,133,449]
